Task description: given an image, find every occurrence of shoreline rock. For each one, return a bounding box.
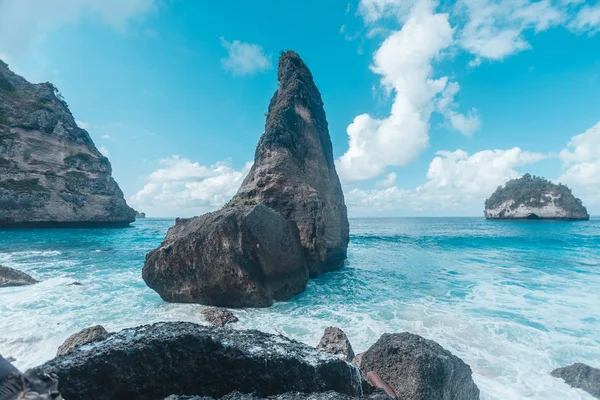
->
[551,363,599,398]
[56,325,108,356]
[0,59,135,227]
[484,174,589,220]
[201,308,239,328]
[143,205,309,308]
[359,333,480,400]
[34,322,362,400]
[0,265,38,287]
[316,327,355,362]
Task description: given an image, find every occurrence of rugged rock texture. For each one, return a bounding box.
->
[316,327,355,362]
[551,363,600,398]
[166,390,392,399]
[143,205,308,307]
[56,325,108,356]
[34,322,362,400]
[484,174,589,220]
[0,265,38,287]
[0,60,135,227]
[360,333,480,400]
[201,308,239,328]
[231,51,349,277]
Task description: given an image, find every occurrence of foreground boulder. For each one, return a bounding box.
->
[316,327,355,362]
[551,363,600,398]
[0,355,62,399]
[143,205,308,307]
[0,265,38,287]
[34,322,362,400]
[201,308,238,328]
[0,59,135,227]
[231,51,349,277]
[484,174,589,220]
[166,390,392,399]
[360,333,480,400]
[56,325,108,356]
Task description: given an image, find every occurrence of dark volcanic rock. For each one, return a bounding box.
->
[551,363,600,398]
[34,322,362,400]
[0,265,38,287]
[484,174,589,220]
[316,327,355,362]
[201,307,239,328]
[0,355,62,400]
[56,325,108,356]
[143,205,308,308]
[166,389,392,399]
[360,333,480,400]
[0,59,135,227]
[231,51,349,277]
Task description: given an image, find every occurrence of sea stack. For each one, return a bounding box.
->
[484,174,589,220]
[143,51,348,307]
[0,60,135,227]
[232,50,349,277]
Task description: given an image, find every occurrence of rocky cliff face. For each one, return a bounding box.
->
[232,51,349,277]
[0,60,135,227]
[484,174,589,220]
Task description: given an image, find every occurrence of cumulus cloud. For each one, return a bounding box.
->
[377,172,397,187]
[557,122,600,204]
[0,0,156,59]
[220,38,272,76]
[336,0,479,182]
[345,147,546,215]
[568,4,600,34]
[129,156,252,217]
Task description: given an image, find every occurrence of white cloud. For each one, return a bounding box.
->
[220,38,272,76]
[336,0,479,183]
[557,122,600,204]
[98,145,110,156]
[568,4,600,34]
[129,155,252,217]
[437,82,481,136]
[358,0,415,23]
[0,0,156,60]
[456,0,564,62]
[377,172,397,187]
[345,147,546,215]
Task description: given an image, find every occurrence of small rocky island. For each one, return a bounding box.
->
[143,51,349,307]
[484,174,589,220]
[0,60,135,227]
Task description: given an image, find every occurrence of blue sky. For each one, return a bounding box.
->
[1,0,599,217]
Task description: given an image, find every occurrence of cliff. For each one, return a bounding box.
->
[484,174,589,220]
[232,51,349,276]
[0,60,135,227]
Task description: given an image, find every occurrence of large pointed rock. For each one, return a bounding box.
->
[0,60,135,227]
[143,205,308,307]
[231,51,349,277]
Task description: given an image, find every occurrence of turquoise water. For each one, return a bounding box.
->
[1,218,599,399]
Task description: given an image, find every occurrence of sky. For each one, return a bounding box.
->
[0,0,599,217]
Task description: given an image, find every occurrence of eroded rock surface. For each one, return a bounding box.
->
[35,322,362,400]
[165,390,392,399]
[143,205,308,307]
[0,60,135,227]
[0,265,38,287]
[316,327,355,362]
[56,325,108,356]
[201,308,239,328]
[231,51,349,277]
[551,363,600,398]
[484,174,588,220]
[360,333,480,400]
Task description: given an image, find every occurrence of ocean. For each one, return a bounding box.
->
[1,217,599,399]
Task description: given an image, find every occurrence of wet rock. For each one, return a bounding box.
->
[551,363,600,398]
[166,390,392,400]
[232,51,349,277]
[201,308,239,328]
[0,265,38,287]
[143,205,308,308]
[35,321,362,400]
[360,333,480,400]
[1,354,62,399]
[66,281,83,286]
[0,59,135,227]
[316,327,355,362]
[56,325,108,356]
